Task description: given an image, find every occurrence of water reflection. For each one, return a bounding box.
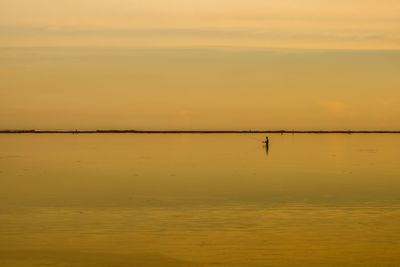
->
[0,134,400,267]
[263,143,269,156]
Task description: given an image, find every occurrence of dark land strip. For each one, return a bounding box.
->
[1,130,400,134]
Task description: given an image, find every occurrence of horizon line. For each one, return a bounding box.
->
[1,129,400,134]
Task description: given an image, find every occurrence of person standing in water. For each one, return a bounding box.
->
[264,136,270,155]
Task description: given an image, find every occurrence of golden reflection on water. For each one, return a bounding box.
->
[0,134,400,266]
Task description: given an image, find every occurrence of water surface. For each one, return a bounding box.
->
[0,134,399,266]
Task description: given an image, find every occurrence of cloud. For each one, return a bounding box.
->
[1,0,399,50]
[0,25,399,50]
[320,101,352,115]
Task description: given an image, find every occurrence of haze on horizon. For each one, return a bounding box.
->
[1,0,400,130]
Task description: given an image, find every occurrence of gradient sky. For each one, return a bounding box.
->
[1,0,400,129]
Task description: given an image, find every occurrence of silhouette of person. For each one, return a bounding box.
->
[264,136,270,156]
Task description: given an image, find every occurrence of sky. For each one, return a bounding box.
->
[1,0,400,130]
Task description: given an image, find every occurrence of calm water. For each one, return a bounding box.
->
[0,134,400,267]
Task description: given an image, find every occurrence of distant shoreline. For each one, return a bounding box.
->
[1,130,400,134]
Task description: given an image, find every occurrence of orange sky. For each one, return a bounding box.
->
[1,0,399,49]
[0,0,399,129]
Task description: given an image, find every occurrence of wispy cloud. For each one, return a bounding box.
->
[0,25,399,50]
[0,0,399,49]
